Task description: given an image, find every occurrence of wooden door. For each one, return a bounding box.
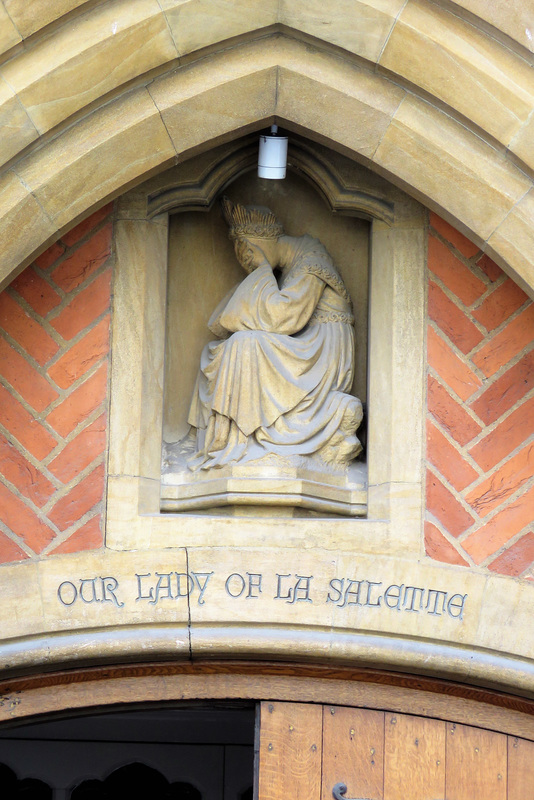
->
[257,702,534,800]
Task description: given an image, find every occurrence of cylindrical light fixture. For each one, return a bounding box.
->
[258,124,288,179]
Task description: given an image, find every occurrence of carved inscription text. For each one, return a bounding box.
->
[57,569,468,621]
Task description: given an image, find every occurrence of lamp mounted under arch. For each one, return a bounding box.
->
[145,135,395,225]
[258,124,288,179]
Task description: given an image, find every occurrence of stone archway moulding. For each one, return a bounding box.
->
[1,136,533,699]
[0,13,532,295]
[107,134,426,544]
[0,1,532,169]
[145,139,395,225]
[1,1,534,700]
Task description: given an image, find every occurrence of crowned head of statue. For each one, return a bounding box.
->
[221,196,284,272]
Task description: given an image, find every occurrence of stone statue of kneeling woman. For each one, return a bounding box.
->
[184,197,363,471]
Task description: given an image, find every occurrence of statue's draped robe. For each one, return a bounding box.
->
[188,235,360,468]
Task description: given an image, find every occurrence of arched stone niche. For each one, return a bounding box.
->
[162,167,370,445]
[161,160,371,515]
[107,134,426,552]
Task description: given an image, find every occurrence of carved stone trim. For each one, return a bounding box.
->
[147,144,257,218]
[161,467,367,515]
[109,137,425,552]
[288,141,394,225]
[146,137,395,224]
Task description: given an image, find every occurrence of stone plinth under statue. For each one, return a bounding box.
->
[162,198,365,516]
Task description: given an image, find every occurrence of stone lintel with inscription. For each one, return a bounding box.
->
[56,569,467,622]
[0,547,532,689]
[0,547,534,658]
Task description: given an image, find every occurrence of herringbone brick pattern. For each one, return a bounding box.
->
[0,205,113,563]
[426,213,534,579]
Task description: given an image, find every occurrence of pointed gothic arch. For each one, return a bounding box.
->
[0,15,530,295]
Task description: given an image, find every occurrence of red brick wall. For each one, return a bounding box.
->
[0,205,113,563]
[426,213,534,579]
[1,203,532,575]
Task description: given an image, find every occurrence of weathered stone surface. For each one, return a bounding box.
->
[380,0,534,148]
[0,546,530,694]
[280,0,405,62]
[15,88,176,230]
[2,0,177,135]
[374,96,531,243]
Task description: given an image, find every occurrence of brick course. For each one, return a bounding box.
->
[1,203,532,575]
[426,216,534,578]
[0,205,112,562]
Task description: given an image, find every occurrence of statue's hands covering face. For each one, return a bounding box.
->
[234,239,270,274]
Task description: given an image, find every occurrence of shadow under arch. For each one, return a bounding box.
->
[146,136,394,226]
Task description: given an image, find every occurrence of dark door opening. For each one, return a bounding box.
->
[0,703,255,800]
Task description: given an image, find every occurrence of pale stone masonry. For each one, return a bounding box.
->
[0,0,533,698]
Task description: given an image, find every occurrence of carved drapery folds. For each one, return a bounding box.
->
[159,138,378,515]
[109,133,425,535]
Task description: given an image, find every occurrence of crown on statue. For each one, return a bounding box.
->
[221,196,284,240]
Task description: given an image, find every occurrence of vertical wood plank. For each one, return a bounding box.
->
[507,736,534,800]
[258,701,322,800]
[253,703,261,800]
[446,722,507,800]
[322,706,384,800]
[384,712,445,800]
